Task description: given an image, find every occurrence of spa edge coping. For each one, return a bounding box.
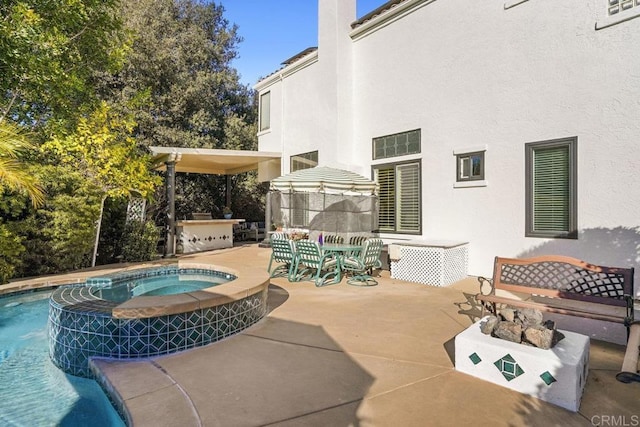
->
[1,259,270,320]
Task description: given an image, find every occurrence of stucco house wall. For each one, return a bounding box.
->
[256,0,640,296]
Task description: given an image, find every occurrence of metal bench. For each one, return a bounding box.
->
[476,255,634,334]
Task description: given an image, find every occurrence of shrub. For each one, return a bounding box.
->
[120,220,159,262]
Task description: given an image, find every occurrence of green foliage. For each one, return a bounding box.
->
[8,164,103,276]
[0,0,265,280]
[0,122,44,207]
[105,0,264,224]
[0,222,25,283]
[0,0,128,125]
[120,220,160,263]
[41,102,160,199]
[101,0,248,149]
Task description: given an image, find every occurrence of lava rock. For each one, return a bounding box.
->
[493,321,522,343]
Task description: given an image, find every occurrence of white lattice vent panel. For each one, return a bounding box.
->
[126,198,146,222]
[391,243,468,286]
[442,245,469,285]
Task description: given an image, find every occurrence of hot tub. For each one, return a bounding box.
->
[48,262,269,377]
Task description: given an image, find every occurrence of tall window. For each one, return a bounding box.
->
[259,91,270,132]
[374,162,421,234]
[525,137,577,239]
[290,151,318,172]
[373,129,420,160]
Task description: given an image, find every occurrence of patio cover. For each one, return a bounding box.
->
[270,166,377,194]
[150,146,281,176]
[150,146,281,257]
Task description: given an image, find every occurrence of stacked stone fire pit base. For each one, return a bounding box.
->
[455,315,590,412]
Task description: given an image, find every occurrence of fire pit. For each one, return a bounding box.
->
[455,314,589,412]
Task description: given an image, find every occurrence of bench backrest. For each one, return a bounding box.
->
[493,255,634,308]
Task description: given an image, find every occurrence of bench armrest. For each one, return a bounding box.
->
[478,276,494,296]
[624,294,635,326]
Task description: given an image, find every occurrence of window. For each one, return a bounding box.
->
[596,0,640,29]
[456,151,484,182]
[525,137,577,239]
[259,91,270,131]
[373,129,420,160]
[373,161,421,234]
[290,151,318,172]
[607,0,638,17]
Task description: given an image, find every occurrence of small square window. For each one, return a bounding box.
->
[456,151,485,182]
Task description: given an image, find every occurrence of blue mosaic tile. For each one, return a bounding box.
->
[49,266,265,378]
[540,371,557,386]
[169,314,186,332]
[469,352,482,365]
[150,316,169,335]
[494,354,525,382]
[167,332,184,348]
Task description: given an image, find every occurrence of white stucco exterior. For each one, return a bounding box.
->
[256,0,640,296]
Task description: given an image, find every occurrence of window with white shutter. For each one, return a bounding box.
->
[374,162,421,234]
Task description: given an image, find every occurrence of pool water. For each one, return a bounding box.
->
[93,272,229,303]
[0,292,124,426]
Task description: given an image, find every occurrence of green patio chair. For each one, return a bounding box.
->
[324,234,344,244]
[347,236,368,256]
[341,238,384,286]
[291,239,340,287]
[267,238,297,281]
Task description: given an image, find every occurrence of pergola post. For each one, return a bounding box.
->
[225,174,232,208]
[164,154,180,257]
[262,192,272,246]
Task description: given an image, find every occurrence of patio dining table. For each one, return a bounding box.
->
[321,243,362,271]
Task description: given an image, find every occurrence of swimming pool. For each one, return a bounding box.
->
[49,263,269,377]
[0,291,124,426]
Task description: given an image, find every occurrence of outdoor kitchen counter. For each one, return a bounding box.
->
[389,239,469,286]
[176,219,245,254]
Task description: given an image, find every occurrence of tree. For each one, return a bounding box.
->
[40,102,160,267]
[0,0,127,126]
[102,0,265,221]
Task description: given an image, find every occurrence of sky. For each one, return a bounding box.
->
[216,0,387,87]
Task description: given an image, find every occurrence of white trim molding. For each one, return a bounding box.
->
[504,0,529,10]
[454,180,488,189]
[350,0,437,42]
[254,50,319,91]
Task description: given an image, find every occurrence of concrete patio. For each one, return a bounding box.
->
[8,244,640,426]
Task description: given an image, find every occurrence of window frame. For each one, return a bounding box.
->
[259,91,271,132]
[456,151,485,182]
[290,150,318,172]
[372,129,421,161]
[372,160,422,235]
[525,137,578,239]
